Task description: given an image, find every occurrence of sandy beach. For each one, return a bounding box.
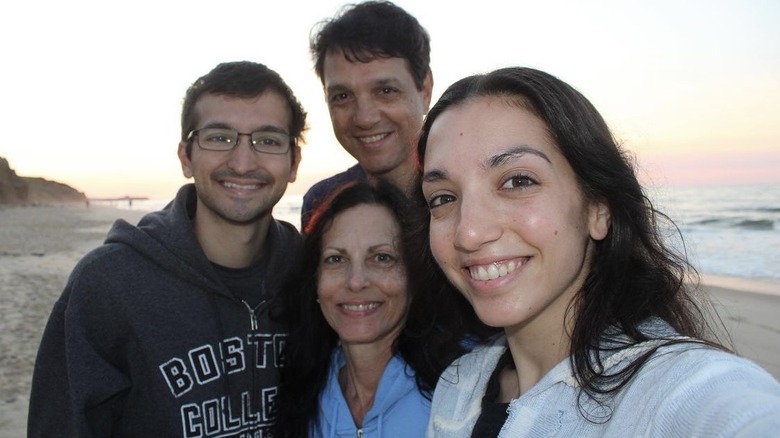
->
[1,205,779,437]
[0,204,148,437]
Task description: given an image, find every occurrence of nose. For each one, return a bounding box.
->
[352,96,381,129]
[226,134,258,174]
[346,263,371,292]
[453,192,502,252]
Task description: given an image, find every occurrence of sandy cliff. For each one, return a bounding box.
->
[0,157,86,205]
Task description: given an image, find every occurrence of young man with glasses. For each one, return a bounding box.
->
[300,0,433,229]
[29,61,306,437]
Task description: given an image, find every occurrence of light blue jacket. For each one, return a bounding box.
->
[312,348,430,437]
[427,319,780,437]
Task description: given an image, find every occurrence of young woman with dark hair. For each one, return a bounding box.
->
[417,67,780,437]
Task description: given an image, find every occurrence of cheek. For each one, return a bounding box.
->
[316,271,342,299]
[383,271,409,299]
[383,276,410,323]
[428,225,451,266]
[537,208,593,259]
[329,109,351,131]
[520,202,583,243]
[267,159,293,179]
[316,280,339,323]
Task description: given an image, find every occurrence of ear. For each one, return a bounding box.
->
[288,145,302,183]
[421,70,434,111]
[588,200,611,241]
[178,141,193,179]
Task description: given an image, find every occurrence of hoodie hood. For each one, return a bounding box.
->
[104,184,301,301]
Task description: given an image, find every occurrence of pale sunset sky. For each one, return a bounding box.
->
[0,0,777,200]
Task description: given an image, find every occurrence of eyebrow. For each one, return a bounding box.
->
[423,145,551,183]
[373,77,402,87]
[201,122,289,135]
[422,169,447,183]
[323,243,397,255]
[326,77,403,95]
[486,145,551,167]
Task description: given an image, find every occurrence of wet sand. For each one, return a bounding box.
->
[1,204,778,436]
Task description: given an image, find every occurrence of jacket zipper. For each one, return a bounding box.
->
[240,299,267,331]
[356,429,363,438]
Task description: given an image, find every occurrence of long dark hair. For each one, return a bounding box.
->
[415,67,729,416]
[275,181,474,436]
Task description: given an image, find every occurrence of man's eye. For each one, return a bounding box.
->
[329,92,349,103]
[207,135,232,143]
[255,136,282,146]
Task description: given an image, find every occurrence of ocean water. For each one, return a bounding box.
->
[117,184,779,282]
[649,184,779,282]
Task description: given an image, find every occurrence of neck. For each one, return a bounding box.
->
[339,345,394,427]
[192,202,271,268]
[366,162,416,197]
[503,290,576,397]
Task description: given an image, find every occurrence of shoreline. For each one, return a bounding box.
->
[702,274,780,297]
[1,204,777,436]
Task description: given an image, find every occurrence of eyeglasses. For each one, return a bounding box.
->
[187,127,292,154]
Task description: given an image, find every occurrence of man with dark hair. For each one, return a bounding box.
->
[301,0,433,229]
[29,61,306,437]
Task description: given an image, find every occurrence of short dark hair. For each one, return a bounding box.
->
[310,1,431,90]
[180,61,307,159]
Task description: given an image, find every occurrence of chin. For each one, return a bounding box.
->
[473,305,519,329]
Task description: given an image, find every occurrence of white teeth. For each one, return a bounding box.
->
[470,261,518,281]
[223,182,259,190]
[359,134,386,144]
[341,303,380,312]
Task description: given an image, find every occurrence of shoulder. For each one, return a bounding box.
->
[303,165,366,202]
[315,349,349,425]
[433,334,504,405]
[271,219,302,243]
[70,241,138,280]
[301,165,367,229]
[368,356,431,435]
[439,335,506,387]
[267,219,302,258]
[622,343,780,435]
[427,335,506,435]
[643,342,779,393]
[316,164,367,187]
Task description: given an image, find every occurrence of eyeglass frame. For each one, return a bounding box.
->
[186,127,293,155]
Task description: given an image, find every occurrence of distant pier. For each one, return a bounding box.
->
[87,196,149,207]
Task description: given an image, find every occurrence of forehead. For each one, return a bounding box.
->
[425,97,556,165]
[193,92,292,130]
[322,50,415,89]
[323,204,400,246]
